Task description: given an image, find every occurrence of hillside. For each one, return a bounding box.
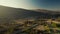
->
[0,5,60,34]
[0,6,60,19]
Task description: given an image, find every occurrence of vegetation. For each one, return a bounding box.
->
[0,18,60,34]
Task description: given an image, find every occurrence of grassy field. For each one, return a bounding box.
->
[0,18,60,34]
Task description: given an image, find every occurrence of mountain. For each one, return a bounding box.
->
[0,5,60,23]
[0,6,50,19]
[34,9,60,14]
[34,9,60,18]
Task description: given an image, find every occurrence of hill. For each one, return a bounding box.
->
[0,5,60,23]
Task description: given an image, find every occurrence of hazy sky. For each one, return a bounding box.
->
[0,0,60,10]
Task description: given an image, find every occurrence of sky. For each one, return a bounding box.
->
[0,0,60,11]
